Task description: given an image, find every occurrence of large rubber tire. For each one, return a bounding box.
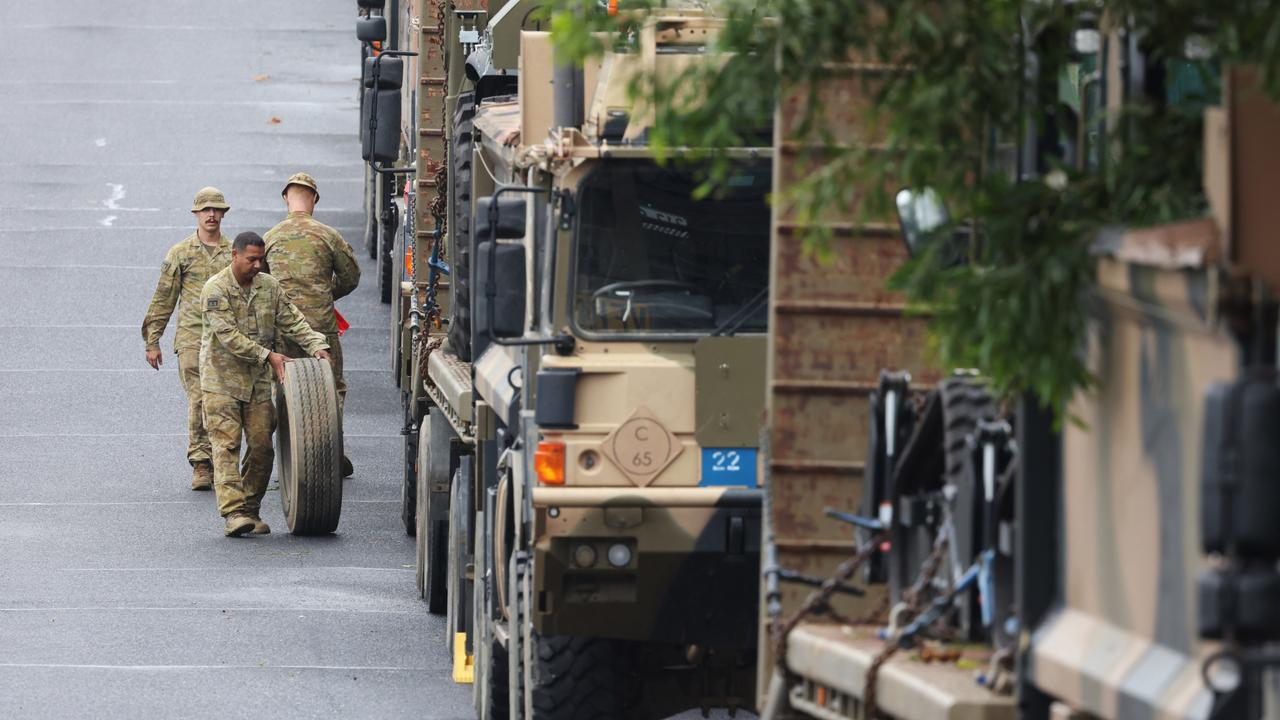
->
[276,358,343,535]
[446,457,474,660]
[508,552,527,720]
[378,219,393,304]
[416,410,451,614]
[938,377,996,638]
[531,636,629,720]
[448,92,476,361]
[480,633,511,720]
[390,220,404,381]
[415,423,431,595]
[363,164,378,259]
[400,411,417,536]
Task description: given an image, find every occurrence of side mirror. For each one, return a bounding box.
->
[360,57,403,164]
[362,56,403,90]
[357,16,387,43]
[476,196,528,240]
[894,187,951,257]
[474,242,527,350]
[361,88,401,163]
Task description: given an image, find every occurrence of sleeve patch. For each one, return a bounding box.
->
[206,296,223,310]
[160,260,172,273]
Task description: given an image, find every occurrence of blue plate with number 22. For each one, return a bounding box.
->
[699,448,758,487]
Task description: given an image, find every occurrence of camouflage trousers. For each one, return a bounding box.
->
[203,388,276,518]
[281,331,345,415]
[177,349,211,465]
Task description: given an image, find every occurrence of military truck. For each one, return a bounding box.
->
[356,2,771,717]
[758,16,1280,720]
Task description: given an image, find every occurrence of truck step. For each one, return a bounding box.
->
[427,349,474,426]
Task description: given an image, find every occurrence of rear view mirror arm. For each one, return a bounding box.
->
[486,185,574,354]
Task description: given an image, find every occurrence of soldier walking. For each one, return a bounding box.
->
[141,187,233,491]
[264,172,361,477]
[200,232,331,537]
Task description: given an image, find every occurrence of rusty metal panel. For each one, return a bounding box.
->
[760,20,1010,709]
[414,0,448,281]
[770,392,871,469]
[773,227,910,305]
[772,313,932,384]
[1229,65,1280,288]
[761,59,944,706]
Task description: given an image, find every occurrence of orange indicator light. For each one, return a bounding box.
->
[535,441,566,485]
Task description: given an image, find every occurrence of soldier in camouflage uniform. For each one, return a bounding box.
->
[264,172,361,477]
[141,187,233,491]
[200,232,330,537]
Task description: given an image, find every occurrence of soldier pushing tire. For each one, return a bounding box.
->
[275,357,344,535]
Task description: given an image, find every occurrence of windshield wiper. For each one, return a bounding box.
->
[711,286,769,337]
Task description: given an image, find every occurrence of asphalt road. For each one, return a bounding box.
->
[0,2,473,718]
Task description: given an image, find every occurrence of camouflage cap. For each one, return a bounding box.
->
[191,186,230,212]
[282,172,319,201]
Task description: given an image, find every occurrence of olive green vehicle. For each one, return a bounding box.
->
[758,19,1280,720]
[356,3,769,717]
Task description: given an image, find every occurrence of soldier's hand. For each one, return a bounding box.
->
[267,351,289,384]
[146,349,163,370]
[314,349,332,361]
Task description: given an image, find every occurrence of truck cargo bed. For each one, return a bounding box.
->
[785,623,1014,720]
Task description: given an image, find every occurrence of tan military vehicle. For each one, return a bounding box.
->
[357,2,770,717]
[758,18,1280,720]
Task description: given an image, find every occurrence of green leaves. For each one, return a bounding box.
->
[545,0,1278,423]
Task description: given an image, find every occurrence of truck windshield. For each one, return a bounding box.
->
[572,159,771,336]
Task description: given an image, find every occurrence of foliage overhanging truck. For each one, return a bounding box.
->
[756,12,1280,720]
[357,2,771,717]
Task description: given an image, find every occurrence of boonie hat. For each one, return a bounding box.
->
[282,172,319,201]
[191,186,230,212]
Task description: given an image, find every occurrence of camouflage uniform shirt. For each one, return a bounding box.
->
[142,233,232,352]
[263,211,360,334]
[199,267,329,402]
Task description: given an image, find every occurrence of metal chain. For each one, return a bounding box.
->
[772,535,883,682]
[865,533,950,719]
[424,0,452,329]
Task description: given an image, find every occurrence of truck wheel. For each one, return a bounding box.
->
[509,553,528,720]
[447,92,476,361]
[275,358,343,535]
[480,634,511,720]
[415,423,430,596]
[401,413,417,536]
[447,456,474,659]
[378,221,393,304]
[939,376,996,636]
[363,164,377,259]
[531,636,629,720]
[417,410,451,613]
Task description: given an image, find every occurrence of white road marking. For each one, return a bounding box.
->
[104,183,125,209]
[100,215,116,226]
[94,138,106,147]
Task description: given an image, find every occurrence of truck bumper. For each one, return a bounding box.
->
[529,486,761,646]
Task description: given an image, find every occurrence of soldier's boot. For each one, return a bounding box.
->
[224,512,255,537]
[249,515,271,535]
[341,454,354,479]
[191,462,214,491]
